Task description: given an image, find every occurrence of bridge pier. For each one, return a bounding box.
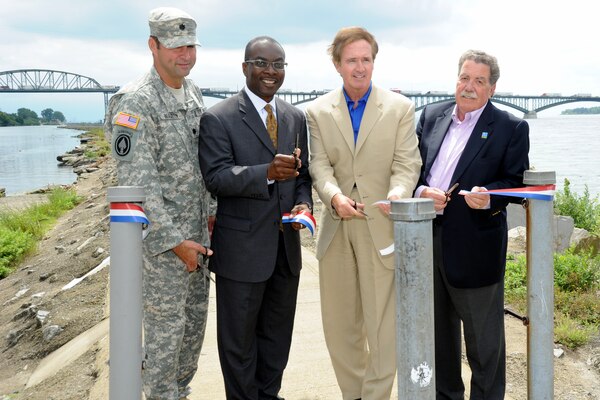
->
[524,111,538,119]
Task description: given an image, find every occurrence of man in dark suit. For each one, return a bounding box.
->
[198,36,312,400]
[415,50,529,399]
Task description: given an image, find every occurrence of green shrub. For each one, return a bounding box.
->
[505,254,527,293]
[554,249,600,292]
[555,290,600,325]
[504,254,528,310]
[85,150,98,159]
[83,127,110,159]
[0,227,34,278]
[554,178,600,235]
[0,208,44,238]
[47,187,81,211]
[505,250,600,348]
[554,313,597,349]
[0,188,81,278]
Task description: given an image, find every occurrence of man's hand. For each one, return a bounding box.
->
[267,154,300,181]
[419,186,449,212]
[172,240,214,272]
[331,193,367,219]
[464,186,490,210]
[375,194,402,216]
[289,203,310,231]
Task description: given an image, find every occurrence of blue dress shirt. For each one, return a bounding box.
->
[343,83,372,144]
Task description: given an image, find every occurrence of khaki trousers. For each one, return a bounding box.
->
[319,214,396,400]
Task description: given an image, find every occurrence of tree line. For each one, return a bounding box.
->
[0,107,66,127]
[561,106,600,115]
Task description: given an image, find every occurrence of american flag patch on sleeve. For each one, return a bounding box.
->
[115,112,140,129]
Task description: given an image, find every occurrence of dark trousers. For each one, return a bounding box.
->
[433,225,506,400]
[216,234,300,400]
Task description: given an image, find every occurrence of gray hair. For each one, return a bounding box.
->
[458,50,500,85]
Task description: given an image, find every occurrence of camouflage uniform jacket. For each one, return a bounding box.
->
[105,67,213,256]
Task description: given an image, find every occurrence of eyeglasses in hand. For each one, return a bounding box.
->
[245,59,287,70]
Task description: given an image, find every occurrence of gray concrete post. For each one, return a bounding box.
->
[107,186,146,400]
[523,170,556,399]
[390,198,437,399]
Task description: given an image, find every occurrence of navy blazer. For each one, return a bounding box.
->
[417,100,530,288]
[198,90,312,282]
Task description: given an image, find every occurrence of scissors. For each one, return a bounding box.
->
[352,199,369,217]
[192,247,215,282]
[444,182,460,203]
[292,132,300,169]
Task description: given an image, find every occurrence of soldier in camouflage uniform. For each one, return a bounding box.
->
[104,7,213,400]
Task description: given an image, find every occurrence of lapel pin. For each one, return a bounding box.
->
[481,131,489,139]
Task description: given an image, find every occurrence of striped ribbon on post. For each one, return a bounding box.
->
[109,203,150,225]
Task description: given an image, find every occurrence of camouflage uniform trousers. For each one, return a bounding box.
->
[142,250,210,400]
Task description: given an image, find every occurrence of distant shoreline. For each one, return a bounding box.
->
[0,123,101,129]
[0,125,103,198]
[561,106,600,115]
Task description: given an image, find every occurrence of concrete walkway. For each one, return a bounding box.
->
[188,247,498,400]
[189,247,356,399]
[42,245,497,399]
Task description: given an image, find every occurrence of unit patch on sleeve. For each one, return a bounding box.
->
[114,134,132,157]
[111,128,138,162]
[115,112,140,129]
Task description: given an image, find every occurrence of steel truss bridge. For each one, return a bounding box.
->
[203,89,600,119]
[2,69,599,119]
[0,69,119,112]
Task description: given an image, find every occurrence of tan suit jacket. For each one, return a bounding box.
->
[306,85,422,268]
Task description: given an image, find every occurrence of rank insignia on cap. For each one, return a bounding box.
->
[115,112,140,129]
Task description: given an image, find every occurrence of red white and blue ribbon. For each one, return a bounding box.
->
[282,210,317,235]
[110,203,150,225]
[459,184,555,201]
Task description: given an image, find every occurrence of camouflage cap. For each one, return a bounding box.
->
[148,7,201,49]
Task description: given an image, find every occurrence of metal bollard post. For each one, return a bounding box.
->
[390,198,436,399]
[108,186,146,400]
[524,170,556,400]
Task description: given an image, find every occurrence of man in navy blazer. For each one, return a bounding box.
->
[198,36,312,400]
[415,50,529,399]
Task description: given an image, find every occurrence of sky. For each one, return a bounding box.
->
[0,0,598,122]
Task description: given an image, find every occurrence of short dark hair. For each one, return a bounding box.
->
[328,27,378,65]
[244,36,285,60]
[150,36,161,49]
[458,50,500,85]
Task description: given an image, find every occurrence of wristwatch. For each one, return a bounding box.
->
[297,202,313,214]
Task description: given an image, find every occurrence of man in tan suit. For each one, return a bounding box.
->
[306,27,422,400]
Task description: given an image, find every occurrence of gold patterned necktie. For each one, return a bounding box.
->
[264,104,278,148]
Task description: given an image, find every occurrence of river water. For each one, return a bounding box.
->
[0,126,81,195]
[0,115,599,197]
[526,115,600,198]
